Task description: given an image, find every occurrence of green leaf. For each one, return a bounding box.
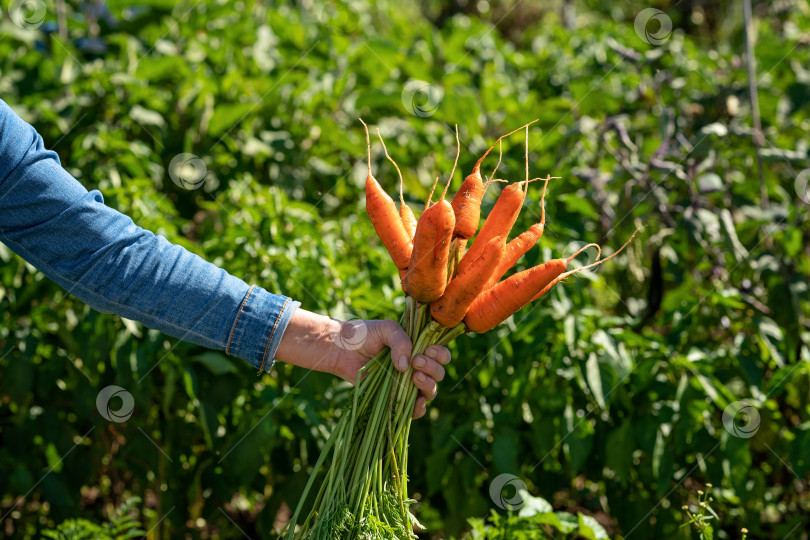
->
[45,443,64,473]
[555,512,579,534]
[531,511,565,531]
[563,403,594,473]
[719,209,749,263]
[10,467,34,493]
[758,318,785,367]
[697,173,723,193]
[355,88,403,109]
[789,423,810,477]
[585,353,606,410]
[517,492,553,517]
[190,352,238,375]
[492,427,519,474]
[578,512,609,539]
[207,103,257,137]
[183,367,199,402]
[129,105,166,129]
[134,55,190,82]
[559,193,600,220]
[605,420,634,485]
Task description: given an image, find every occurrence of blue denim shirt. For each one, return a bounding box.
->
[0,99,299,373]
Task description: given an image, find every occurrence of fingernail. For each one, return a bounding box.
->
[413,356,426,368]
[416,372,426,383]
[425,346,437,359]
[398,355,409,371]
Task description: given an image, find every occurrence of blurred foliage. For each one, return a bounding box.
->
[1,0,809,538]
[457,491,610,539]
[42,496,144,539]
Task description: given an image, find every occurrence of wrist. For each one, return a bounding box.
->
[275,308,342,374]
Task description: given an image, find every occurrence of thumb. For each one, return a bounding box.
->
[370,319,412,372]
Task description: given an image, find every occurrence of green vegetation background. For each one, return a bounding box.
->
[1,0,808,538]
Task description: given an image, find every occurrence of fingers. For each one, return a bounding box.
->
[425,345,451,366]
[412,354,445,383]
[410,346,451,406]
[405,343,445,420]
[413,370,437,402]
[374,319,413,372]
[413,396,427,419]
[368,322,450,414]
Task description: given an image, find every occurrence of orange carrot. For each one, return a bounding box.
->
[398,268,408,294]
[431,235,506,327]
[456,180,527,275]
[400,204,417,241]
[465,240,607,333]
[403,200,456,303]
[450,121,538,239]
[530,244,603,300]
[405,126,460,301]
[464,257,569,333]
[376,127,417,241]
[481,178,551,290]
[482,223,543,289]
[360,119,412,270]
[465,231,638,332]
[530,274,562,302]
[531,230,638,302]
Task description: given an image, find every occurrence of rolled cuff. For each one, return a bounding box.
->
[226,285,300,374]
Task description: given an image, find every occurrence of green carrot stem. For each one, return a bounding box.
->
[289,297,465,539]
[349,360,395,515]
[284,415,345,540]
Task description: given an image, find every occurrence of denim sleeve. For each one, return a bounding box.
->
[0,99,298,373]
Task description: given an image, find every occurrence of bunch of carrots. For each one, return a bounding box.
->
[283,121,637,540]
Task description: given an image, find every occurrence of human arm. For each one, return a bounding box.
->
[0,99,450,412]
[275,309,451,418]
[0,99,297,372]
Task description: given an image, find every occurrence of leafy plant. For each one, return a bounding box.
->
[461,491,608,540]
[681,485,750,540]
[681,485,718,539]
[0,0,808,538]
[42,497,145,540]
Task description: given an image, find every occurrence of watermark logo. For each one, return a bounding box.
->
[168,153,207,190]
[634,8,673,46]
[9,0,47,29]
[401,80,442,118]
[722,400,760,439]
[96,385,135,423]
[795,169,810,204]
[322,2,359,35]
[565,240,602,269]
[489,473,527,511]
[330,317,369,351]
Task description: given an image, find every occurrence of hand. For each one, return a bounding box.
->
[330,318,452,419]
[275,309,452,419]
